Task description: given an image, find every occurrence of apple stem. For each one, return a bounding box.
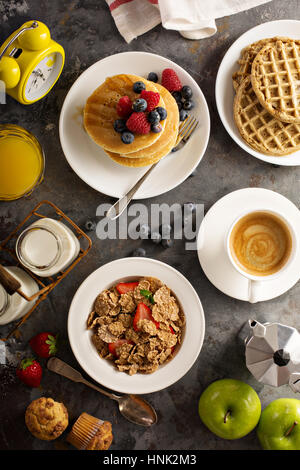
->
[285,421,298,437]
[224,410,231,424]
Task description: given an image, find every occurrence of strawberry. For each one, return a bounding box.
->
[161,68,182,92]
[116,96,133,118]
[30,332,58,358]
[126,112,150,134]
[116,281,139,294]
[133,302,160,331]
[140,90,160,112]
[108,339,134,357]
[16,358,42,388]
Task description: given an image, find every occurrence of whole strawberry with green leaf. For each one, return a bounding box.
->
[30,332,58,358]
[16,358,42,388]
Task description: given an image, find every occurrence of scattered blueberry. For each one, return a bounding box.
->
[132,247,146,257]
[121,131,135,144]
[155,107,167,121]
[132,98,147,112]
[84,220,96,231]
[172,91,182,102]
[148,110,160,125]
[133,81,146,93]
[179,109,188,121]
[177,101,183,111]
[151,123,162,133]
[147,72,158,83]
[181,85,193,100]
[161,223,172,238]
[183,100,194,111]
[185,202,197,213]
[140,224,151,238]
[151,231,162,244]
[113,119,127,133]
[161,238,174,248]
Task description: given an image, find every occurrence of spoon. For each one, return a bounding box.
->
[47,357,157,427]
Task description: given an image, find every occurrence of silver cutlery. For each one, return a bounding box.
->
[47,357,157,427]
[106,115,199,220]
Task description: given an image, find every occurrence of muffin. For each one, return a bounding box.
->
[66,412,113,450]
[25,397,68,441]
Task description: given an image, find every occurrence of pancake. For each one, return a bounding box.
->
[106,84,179,166]
[84,74,166,154]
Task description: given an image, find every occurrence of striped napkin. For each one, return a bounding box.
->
[106,0,272,43]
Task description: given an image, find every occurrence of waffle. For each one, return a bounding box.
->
[251,39,300,123]
[105,83,179,166]
[234,76,300,156]
[84,74,166,154]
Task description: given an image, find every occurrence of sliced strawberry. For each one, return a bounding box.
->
[108,339,134,357]
[133,302,160,331]
[116,281,139,295]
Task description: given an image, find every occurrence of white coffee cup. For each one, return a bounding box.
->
[225,208,298,303]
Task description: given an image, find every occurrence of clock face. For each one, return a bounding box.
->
[24,52,63,101]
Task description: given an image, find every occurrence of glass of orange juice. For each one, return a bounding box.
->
[0,124,45,201]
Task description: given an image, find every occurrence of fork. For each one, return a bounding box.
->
[106,115,199,221]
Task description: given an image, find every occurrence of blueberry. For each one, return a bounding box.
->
[151,123,162,133]
[147,72,158,83]
[181,85,193,100]
[113,119,127,133]
[121,131,134,144]
[84,219,96,231]
[172,91,182,102]
[183,100,194,110]
[161,238,174,248]
[132,247,146,257]
[132,98,147,112]
[151,231,162,244]
[133,81,146,93]
[140,223,150,238]
[148,110,160,124]
[179,109,188,121]
[155,107,167,121]
[177,101,183,111]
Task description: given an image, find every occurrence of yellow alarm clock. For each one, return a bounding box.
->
[0,20,65,104]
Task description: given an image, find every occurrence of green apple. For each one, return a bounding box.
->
[257,398,300,450]
[198,378,261,440]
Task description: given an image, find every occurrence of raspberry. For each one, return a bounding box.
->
[140,90,160,112]
[161,68,182,92]
[116,96,133,118]
[126,112,151,134]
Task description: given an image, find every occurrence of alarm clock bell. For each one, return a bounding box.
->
[0,20,65,104]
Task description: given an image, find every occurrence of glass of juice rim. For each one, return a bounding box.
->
[0,124,45,201]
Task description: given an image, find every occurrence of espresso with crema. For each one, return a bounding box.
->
[230,211,292,276]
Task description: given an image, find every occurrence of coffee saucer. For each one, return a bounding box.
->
[197,188,300,303]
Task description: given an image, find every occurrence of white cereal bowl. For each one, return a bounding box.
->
[68,257,205,394]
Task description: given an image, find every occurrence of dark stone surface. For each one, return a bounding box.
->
[0,0,299,451]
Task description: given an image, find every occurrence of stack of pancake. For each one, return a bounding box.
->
[232,37,300,156]
[84,74,179,167]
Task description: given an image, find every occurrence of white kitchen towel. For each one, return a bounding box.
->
[106,0,272,43]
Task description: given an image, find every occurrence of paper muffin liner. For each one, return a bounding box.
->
[66,412,104,450]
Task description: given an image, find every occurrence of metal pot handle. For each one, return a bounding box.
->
[289,373,300,393]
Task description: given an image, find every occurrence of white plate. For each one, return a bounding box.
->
[216,20,300,166]
[68,257,205,394]
[197,188,300,302]
[59,52,210,199]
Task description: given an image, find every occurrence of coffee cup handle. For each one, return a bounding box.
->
[248,279,262,303]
